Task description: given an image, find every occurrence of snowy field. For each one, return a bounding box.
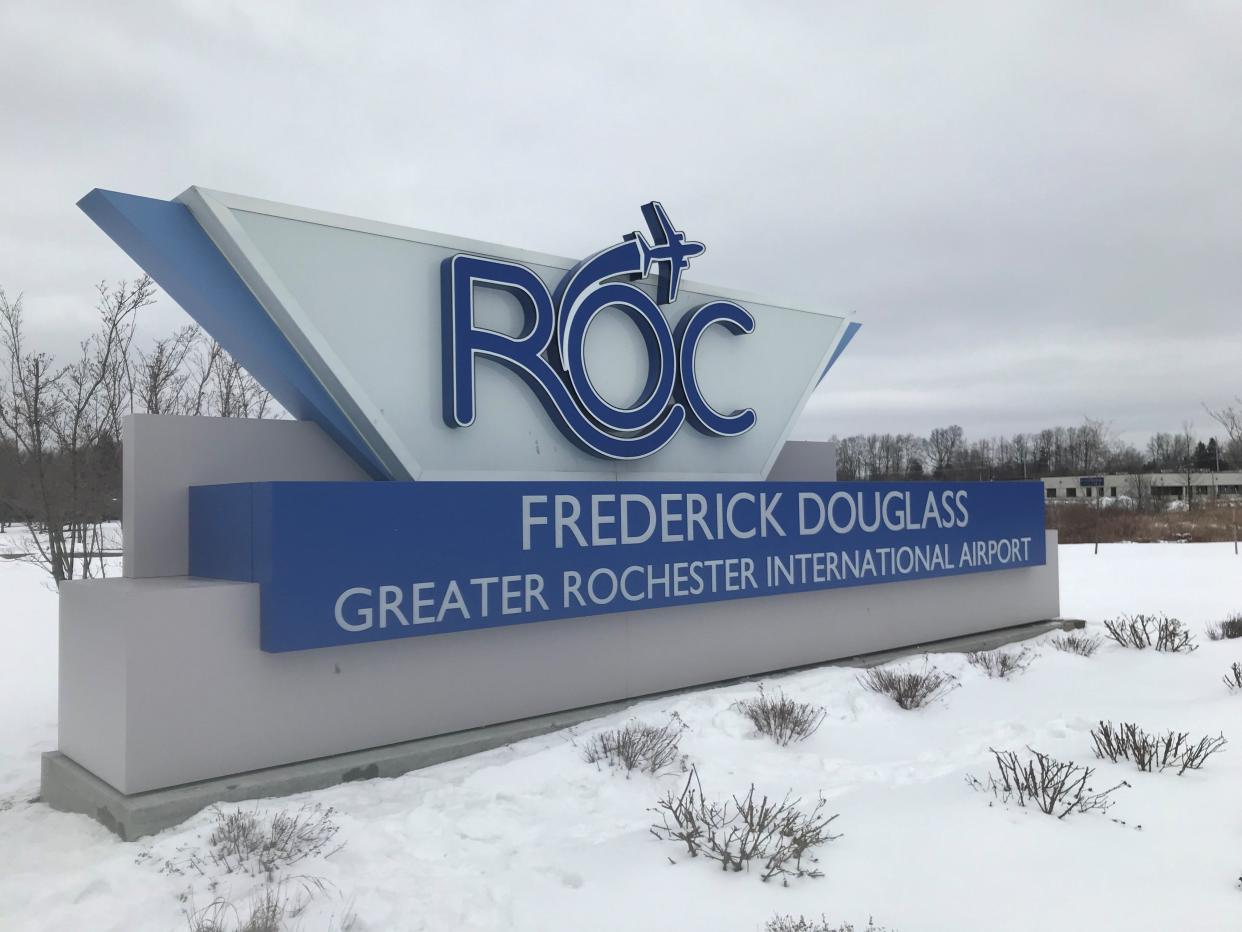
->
[1,544,1240,931]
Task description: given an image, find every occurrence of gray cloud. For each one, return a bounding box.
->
[3,1,1239,446]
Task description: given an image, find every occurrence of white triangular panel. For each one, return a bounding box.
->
[180,187,847,481]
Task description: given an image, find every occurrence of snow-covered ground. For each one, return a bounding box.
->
[1,544,1240,931]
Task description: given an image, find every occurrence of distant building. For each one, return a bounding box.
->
[1042,472,1242,502]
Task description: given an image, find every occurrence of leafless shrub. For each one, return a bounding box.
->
[185,884,355,932]
[190,805,342,882]
[650,766,840,884]
[967,747,1128,818]
[966,648,1034,679]
[1048,494,1242,543]
[1050,633,1102,657]
[1206,615,1242,641]
[186,886,287,932]
[1102,613,1197,652]
[1224,662,1242,693]
[858,664,958,710]
[765,916,893,932]
[1168,735,1226,772]
[733,686,827,745]
[1090,721,1227,775]
[142,808,340,904]
[582,715,687,776]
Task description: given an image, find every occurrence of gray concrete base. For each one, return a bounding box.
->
[42,616,1079,840]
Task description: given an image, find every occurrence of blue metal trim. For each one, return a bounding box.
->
[77,190,389,479]
[816,320,861,385]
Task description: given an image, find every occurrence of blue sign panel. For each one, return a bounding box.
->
[189,480,1047,653]
[1079,476,1105,487]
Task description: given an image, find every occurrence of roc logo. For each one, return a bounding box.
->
[441,203,757,460]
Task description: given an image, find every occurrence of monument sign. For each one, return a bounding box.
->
[39,188,1058,838]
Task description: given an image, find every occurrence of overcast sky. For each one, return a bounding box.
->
[3,1,1239,447]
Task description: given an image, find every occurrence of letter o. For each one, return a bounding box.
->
[587,567,619,605]
[827,491,857,533]
[559,282,677,433]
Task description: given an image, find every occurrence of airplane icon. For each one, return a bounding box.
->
[628,201,705,305]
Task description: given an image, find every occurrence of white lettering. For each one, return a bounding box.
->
[621,494,657,544]
[799,492,825,534]
[726,492,756,539]
[379,585,410,627]
[334,587,373,632]
[522,495,548,551]
[555,495,588,548]
[759,493,785,537]
[591,494,617,546]
[660,493,685,542]
[437,579,470,622]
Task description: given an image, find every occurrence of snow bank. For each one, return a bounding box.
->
[0,544,1239,931]
[0,560,58,804]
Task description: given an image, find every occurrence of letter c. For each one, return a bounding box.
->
[676,301,757,437]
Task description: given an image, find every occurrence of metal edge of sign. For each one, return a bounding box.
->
[75,189,391,480]
[177,186,419,481]
[817,320,862,385]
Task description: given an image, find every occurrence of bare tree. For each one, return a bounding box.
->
[135,325,276,420]
[135,324,199,415]
[0,279,277,581]
[1180,420,1196,506]
[1147,431,1175,470]
[0,279,152,581]
[927,425,963,477]
[1075,417,1115,473]
[1206,399,1241,459]
[185,338,274,419]
[1124,471,1153,512]
[832,435,863,480]
[212,348,274,418]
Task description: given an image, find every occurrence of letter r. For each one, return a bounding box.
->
[439,253,686,460]
[441,254,558,428]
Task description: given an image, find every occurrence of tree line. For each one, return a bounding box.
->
[0,278,275,580]
[833,419,1242,482]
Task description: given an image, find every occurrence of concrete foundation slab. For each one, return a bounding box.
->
[42,616,1078,840]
